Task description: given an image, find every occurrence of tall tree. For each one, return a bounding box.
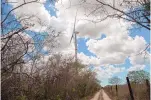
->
[127,70,149,84]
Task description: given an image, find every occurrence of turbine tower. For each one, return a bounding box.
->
[70,10,79,62]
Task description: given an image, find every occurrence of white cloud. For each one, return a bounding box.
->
[75,18,130,39]
[7,0,150,81]
[86,35,147,65]
[93,65,125,80]
[55,0,132,39]
[8,0,131,40]
[8,0,73,54]
[9,0,49,31]
[47,16,68,33]
[78,52,101,66]
[8,0,67,33]
[127,65,145,72]
[76,21,102,39]
[129,53,150,65]
[43,30,74,54]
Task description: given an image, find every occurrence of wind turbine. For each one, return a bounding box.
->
[70,10,79,62]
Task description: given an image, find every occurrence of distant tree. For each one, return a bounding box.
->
[108,76,122,85]
[127,70,149,84]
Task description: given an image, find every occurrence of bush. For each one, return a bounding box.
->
[2,55,100,100]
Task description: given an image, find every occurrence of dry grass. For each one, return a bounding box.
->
[104,82,150,100]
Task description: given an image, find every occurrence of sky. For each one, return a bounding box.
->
[2,0,150,86]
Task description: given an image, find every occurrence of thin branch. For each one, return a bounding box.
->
[96,0,150,30]
[1,0,38,24]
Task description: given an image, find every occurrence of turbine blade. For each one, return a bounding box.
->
[70,33,74,43]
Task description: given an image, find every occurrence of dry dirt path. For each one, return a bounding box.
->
[101,90,112,100]
[90,90,101,100]
[90,89,112,100]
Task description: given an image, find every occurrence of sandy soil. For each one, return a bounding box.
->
[102,90,112,100]
[90,89,112,100]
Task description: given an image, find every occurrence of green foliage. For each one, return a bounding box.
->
[16,96,26,100]
[56,95,61,100]
[127,70,149,83]
[72,88,76,92]
[143,2,150,11]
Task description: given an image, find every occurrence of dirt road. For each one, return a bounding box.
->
[90,89,112,100]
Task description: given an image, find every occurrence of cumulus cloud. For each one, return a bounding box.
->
[8,0,48,31]
[78,52,101,66]
[8,0,67,33]
[55,0,132,39]
[8,0,73,54]
[86,35,147,65]
[93,65,125,80]
[129,52,150,65]
[76,21,102,39]
[127,64,145,72]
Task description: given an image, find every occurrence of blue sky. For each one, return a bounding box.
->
[77,26,150,86]
[49,1,150,86]
[2,0,150,86]
[78,28,150,86]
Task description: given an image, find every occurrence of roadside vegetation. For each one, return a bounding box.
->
[104,82,149,100]
[1,0,101,100]
[104,70,150,100]
[2,54,101,100]
[1,0,150,100]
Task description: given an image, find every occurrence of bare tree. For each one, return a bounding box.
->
[1,1,101,100]
[109,76,122,85]
[95,0,150,30]
[1,1,60,99]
